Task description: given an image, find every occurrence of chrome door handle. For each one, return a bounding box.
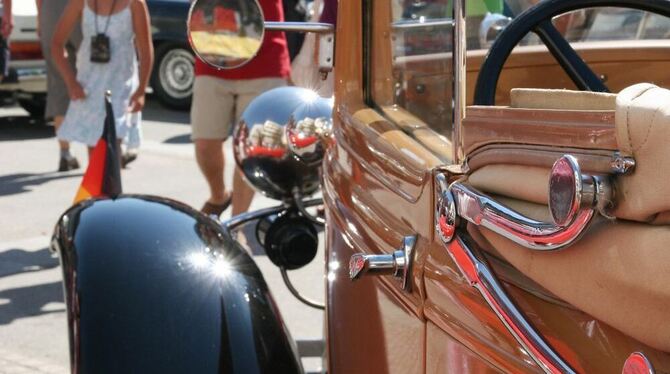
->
[349,235,417,291]
[437,155,624,251]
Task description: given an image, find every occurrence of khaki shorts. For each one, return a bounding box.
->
[191,76,286,140]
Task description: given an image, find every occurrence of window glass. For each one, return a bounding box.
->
[478,3,670,50]
[371,0,455,141]
[369,1,670,143]
[555,8,670,42]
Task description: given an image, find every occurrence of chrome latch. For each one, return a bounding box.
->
[436,154,619,251]
[349,235,417,291]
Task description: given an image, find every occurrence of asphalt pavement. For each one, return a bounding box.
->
[0,98,325,373]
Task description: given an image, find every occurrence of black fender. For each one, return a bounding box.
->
[51,195,302,374]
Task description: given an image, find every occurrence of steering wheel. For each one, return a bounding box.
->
[473,0,670,105]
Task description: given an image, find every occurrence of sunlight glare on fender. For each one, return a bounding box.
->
[186,251,232,279]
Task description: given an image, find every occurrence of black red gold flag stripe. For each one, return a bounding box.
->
[73,91,122,203]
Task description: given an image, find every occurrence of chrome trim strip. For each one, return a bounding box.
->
[435,173,457,242]
[264,21,334,34]
[391,18,453,30]
[445,237,575,374]
[450,182,594,251]
[453,0,467,163]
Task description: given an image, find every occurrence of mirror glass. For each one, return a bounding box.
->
[188,0,265,69]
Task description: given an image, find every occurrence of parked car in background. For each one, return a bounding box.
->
[1,0,194,118]
[0,1,46,118]
[147,0,194,110]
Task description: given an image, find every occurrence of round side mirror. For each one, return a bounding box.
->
[187,0,265,69]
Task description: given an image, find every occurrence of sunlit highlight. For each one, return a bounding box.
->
[188,252,209,269]
[212,258,231,278]
[186,251,233,279]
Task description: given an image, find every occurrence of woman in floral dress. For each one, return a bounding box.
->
[51,0,153,159]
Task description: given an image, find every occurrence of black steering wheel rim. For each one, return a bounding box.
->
[473,0,670,106]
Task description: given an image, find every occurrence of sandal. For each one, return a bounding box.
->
[58,157,80,172]
[121,152,138,169]
[201,194,233,218]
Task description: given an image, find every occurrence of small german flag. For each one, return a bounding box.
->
[73,91,122,203]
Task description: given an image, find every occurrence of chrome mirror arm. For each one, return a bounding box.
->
[264,22,335,34]
[265,22,335,79]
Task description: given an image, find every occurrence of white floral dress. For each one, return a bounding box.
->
[57,2,140,147]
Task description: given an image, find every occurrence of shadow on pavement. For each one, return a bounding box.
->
[0,248,59,278]
[0,116,52,141]
[0,172,83,197]
[163,133,192,144]
[0,281,64,325]
[0,248,64,325]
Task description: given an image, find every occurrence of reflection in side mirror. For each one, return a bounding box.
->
[187,0,265,69]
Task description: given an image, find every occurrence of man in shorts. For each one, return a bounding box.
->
[192,0,290,217]
[36,0,83,172]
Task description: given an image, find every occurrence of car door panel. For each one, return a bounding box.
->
[324,107,437,373]
[425,321,502,374]
[423,209,542,373]
[324,201,425,374]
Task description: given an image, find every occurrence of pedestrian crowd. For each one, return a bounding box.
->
[6,0,336,217]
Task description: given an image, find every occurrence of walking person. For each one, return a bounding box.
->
[192,0,290,217]
[51,0,153,160]
[36,0,83,171]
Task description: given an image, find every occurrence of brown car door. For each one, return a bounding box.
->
[321,0,442,372]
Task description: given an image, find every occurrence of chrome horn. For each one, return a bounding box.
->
[437,155,619,251]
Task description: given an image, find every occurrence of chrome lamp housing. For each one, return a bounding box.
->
[233,86,334,201]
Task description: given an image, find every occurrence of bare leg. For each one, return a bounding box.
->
[232,169,255,215]
[194,139,230,205]
[53,115,70,151]
[117,139,123,166]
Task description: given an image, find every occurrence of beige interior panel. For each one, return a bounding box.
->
[476,206,670,352]
[510,88,616,110]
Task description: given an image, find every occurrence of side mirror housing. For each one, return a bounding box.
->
[188,0,335,78]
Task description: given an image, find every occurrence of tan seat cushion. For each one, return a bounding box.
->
[614,83,670,223]
[510,88,616,111]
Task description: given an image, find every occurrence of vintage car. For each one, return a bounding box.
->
[51,0,670,373]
